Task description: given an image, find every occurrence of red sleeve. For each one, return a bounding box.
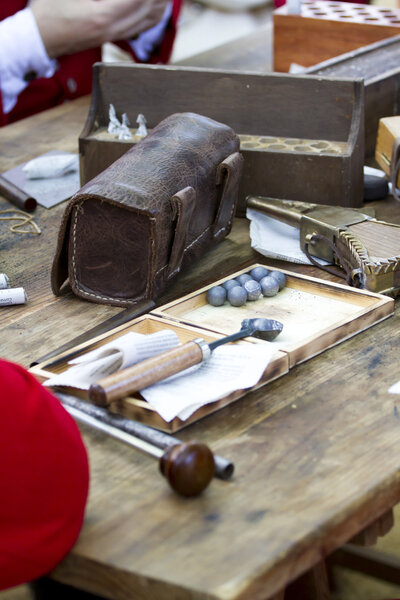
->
[0,360,89,590]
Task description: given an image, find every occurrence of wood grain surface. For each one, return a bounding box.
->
[2,97,400,600]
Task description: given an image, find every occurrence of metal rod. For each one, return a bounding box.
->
[56,392,234,480]
[64,404,162,458]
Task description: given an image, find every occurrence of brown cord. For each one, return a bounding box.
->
[0,209,41,234]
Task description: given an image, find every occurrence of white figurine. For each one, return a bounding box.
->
[108,104,121,135]
[136,114,148,138]
[118,113,133,140]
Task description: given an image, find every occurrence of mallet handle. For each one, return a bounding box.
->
[89,340,206,407]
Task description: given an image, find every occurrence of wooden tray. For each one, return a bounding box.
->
[154,264,394,368]
[30,264,393,431]
[30,313,288,432]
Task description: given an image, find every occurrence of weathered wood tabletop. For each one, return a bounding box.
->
[2,97,400,600]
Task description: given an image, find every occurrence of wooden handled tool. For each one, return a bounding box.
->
[58,391,234,481]
[58,392,217,497]
[88,317,283,407]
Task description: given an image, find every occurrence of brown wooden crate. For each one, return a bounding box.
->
[79,63,364,211]
[306,35,400,157]
[274,1,400,73]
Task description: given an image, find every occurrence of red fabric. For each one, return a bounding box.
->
[0,0,182,126]
[0,359,89,590]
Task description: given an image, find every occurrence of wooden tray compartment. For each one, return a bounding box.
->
[154,264,394,368]
[79,63,364,211]
[30,314,288,432]
[274,1,400,73]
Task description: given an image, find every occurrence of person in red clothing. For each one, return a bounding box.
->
[0,0,182,126]
[0,359,89,591]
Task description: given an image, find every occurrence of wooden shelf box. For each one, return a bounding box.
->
[79,63,364,210]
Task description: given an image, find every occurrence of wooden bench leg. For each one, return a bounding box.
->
[329,509,398,586]
[284,561,330,600]
[331,545,400,587]
[349,509,394,547]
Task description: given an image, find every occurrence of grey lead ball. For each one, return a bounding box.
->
[260,275,279,297]
[206,285,227,306]
[222,279,241,292]
[270,271,287,290]
[228,285,247,307]
[250,266,269,281]
[243,279,261,301]
[236,273,253,286]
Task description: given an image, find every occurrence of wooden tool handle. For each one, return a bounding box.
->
[160,441,215,497]
[89,341,204,407]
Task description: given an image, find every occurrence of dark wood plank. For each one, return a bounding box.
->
[331,544,400,586]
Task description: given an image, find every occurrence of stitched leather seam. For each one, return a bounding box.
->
[71,202,148,305]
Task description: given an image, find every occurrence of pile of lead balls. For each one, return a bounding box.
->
[206,267,286,307]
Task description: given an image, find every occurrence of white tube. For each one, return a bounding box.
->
[0,287,27,306]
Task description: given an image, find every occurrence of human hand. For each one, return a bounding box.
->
[30,0,170,58]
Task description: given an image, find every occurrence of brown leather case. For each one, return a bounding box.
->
[51,112,243,306]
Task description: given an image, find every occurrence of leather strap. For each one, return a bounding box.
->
[167,186,196,277]
[304,233,362,288]
[214,152,243,235]
[390,136,400,202]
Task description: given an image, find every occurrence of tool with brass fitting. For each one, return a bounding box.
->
[247,195,400,296]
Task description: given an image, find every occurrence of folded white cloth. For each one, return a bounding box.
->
[22,153,79,179]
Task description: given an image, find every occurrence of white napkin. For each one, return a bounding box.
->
[44,330,179,390]
[22,153,79,179]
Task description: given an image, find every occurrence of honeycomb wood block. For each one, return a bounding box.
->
[274,0,400,72]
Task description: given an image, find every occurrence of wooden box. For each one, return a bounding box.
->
[30,264,393,431]
[306,35,400,157]
[79,63,364,211]
[375,115,400,184]
[274,0,400,73]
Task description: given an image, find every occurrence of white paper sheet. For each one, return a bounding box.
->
[45,330,278,422]
[247,207,329,265]
[141,343,278,422]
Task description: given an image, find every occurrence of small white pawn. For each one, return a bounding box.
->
[107,104,121,135]
[118,113,133,140]
[136,113,148,138]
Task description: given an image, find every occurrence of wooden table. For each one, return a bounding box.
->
[2,97,400,600]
